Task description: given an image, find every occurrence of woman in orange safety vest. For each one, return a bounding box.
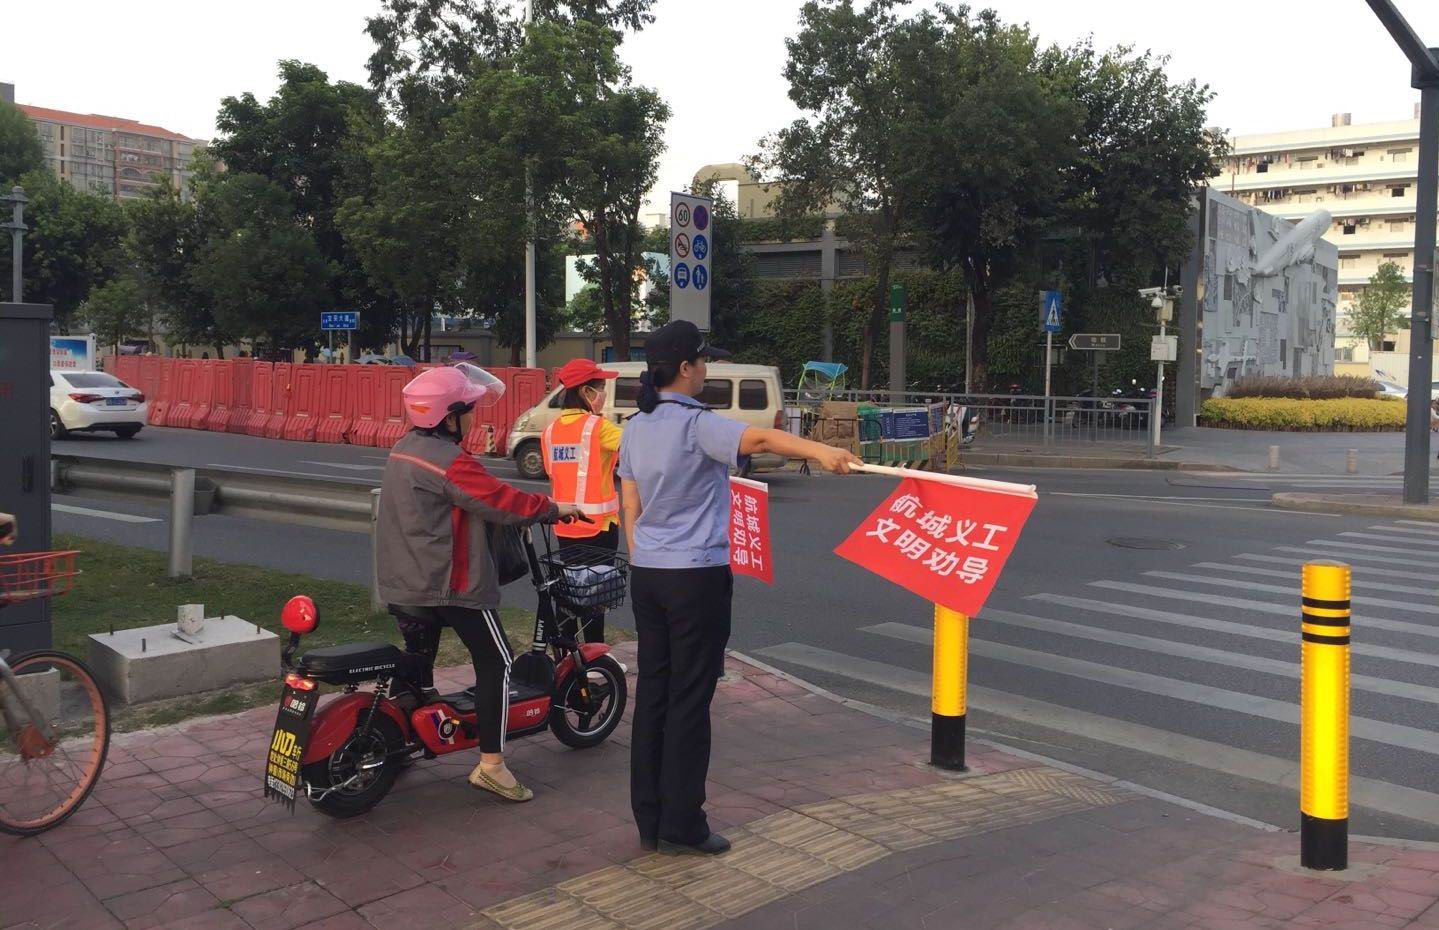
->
[541,358,623,644]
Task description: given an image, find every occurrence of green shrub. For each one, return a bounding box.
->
[1198,397,1406,431]
[1226,375,1380,400]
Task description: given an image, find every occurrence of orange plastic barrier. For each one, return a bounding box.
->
[136,356,166,406]
[281,364,323,442]
[349,366,382,446]
[190,361,217,430]
[166,359,200,429]
[374,366,416,448]
[264,363,292,440]
[111,355,141,387]
[147,357,176,426]
[313,365,355,444]
[499,367,549,456]
[203,361,232,431]
[246,362,274,436]
[227,359,254,433]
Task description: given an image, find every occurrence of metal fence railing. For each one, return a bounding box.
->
[781,389,1157,459]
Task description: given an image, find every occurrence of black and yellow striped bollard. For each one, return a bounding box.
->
[1300,560,1351,871]
[932,604,968,771]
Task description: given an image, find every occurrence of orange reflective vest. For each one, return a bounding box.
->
[541,413,619,538]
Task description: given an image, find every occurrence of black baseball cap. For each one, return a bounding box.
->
[643,320,730,365]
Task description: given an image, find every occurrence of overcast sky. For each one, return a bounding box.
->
[7,0,1438,215]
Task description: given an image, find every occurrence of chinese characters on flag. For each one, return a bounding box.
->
[729,477,773,584]
[834,476,1036,615]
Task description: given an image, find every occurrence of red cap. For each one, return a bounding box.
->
[556,358,619,389]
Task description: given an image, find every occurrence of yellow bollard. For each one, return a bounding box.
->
[932,604,969,770]
[1301,561,1351,871]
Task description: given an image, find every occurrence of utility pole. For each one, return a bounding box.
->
[964,290,975,395]
[2,186,27,302]
[523,0,538,370]
[1364,0,1439,505]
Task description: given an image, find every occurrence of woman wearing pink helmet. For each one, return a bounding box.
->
[375,364,582,802]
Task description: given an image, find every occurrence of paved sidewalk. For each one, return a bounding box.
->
[5,644,1439,930]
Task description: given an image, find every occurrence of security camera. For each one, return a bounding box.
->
[1138,287,1164,298]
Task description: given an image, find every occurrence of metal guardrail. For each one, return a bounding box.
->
[51,455,376,532]
[782,389,1158,457]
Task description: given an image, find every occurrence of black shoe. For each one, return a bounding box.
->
[659,833,731,856]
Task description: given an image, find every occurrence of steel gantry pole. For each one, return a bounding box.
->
[1363,0,1439,504]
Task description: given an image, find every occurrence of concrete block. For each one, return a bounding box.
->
[87,615,280,704]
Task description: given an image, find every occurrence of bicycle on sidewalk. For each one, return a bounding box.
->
[0,525,110,837]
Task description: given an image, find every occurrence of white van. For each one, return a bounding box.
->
[507,361,787,480]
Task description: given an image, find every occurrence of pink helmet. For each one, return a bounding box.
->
[402,364,505,429]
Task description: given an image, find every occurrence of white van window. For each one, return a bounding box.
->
[699,379,732,408]
[739,379,768,410]
[615,377,733,408]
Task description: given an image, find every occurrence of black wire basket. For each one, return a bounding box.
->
[540,546,630,611]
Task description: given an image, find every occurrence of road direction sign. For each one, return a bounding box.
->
[1040,291,1062,333]
[320,311,359,331]
[670,191,713,330]
[1068,333,1121,351]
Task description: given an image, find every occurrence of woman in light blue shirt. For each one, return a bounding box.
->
[619,320,859,855]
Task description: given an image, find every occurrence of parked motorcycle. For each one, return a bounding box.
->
[262,525,627,818]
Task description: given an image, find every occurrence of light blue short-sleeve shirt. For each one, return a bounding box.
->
[618,392,749,569]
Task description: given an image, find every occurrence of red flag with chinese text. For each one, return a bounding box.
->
[729,477,773,584]
[834,477,1036,615]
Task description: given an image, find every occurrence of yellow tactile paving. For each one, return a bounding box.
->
[465,765,1135,930]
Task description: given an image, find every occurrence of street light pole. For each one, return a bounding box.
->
[2,186,27,303]
[1364,0,1439,505]
[523,0,538,370]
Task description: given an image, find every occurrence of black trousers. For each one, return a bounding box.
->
[629,564,732,845]
[557,524,619,644]
[395,606,513,754]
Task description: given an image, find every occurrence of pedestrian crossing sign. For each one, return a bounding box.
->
[1041,291,1062,333]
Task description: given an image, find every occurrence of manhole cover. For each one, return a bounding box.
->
[1107,537,1187,551]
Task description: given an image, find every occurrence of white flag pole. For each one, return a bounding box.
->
[850,462,1036,499]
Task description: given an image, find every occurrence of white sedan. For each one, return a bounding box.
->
[49,370,148,440]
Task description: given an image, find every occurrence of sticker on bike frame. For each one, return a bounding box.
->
[263,685,318,811]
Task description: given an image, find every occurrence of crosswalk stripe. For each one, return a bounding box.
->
[1191,562,1438,598]
[1029,593,1439,670]
[1141,570,1438,613]
[1381,525,1439,539]
[1306,538,1435,556]
[1397,520,1439,532]
[1237,552,1439,582]
[933,635,1439,754]
[1338,531,1439,549]
[1274,545,1434,569]
[758,643,1439,827]
[1089,581,1439,640]
[862,617,1439,706]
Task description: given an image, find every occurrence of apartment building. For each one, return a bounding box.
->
[3,83,202,202]
[1210,108,1431,371]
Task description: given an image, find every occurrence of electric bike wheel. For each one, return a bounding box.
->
[549,655,627,749]
[301,714,404,818]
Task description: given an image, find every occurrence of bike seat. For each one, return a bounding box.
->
[299,642,405,684]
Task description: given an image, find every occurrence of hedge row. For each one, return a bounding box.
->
[1226,375,1380,400]
[1198,397,1406,431]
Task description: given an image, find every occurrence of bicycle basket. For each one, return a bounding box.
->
[0,550,81,605]
[540,546,630,611]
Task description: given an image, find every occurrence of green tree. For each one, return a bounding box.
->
[1350,261,1411,350]
[0,100,45,185]
[190,172,333,353]
[1,170,129,325]
[902,7,1083,390]
[211,61,388,348]
[752,0,938,389]
[79,277,148,354]
[126,178,211,348]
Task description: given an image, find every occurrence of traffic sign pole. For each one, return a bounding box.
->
[1044,331,1053,444]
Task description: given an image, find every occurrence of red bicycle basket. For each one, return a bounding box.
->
[0,550,81,605]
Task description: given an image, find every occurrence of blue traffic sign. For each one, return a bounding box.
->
[692,234,708,261]
[693,265,708,291]
[674,262,690,289]
[693,204,709,231]
[1040,291,1062,333]
[321,311,360,331]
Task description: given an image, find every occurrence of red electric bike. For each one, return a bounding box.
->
[262,524,627,818]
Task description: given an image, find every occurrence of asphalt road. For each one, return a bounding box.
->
[49,426,1439,841]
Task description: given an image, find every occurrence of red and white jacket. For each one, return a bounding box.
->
[376,430,556,610]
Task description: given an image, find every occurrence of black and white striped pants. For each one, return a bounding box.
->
[397,606,514,754]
